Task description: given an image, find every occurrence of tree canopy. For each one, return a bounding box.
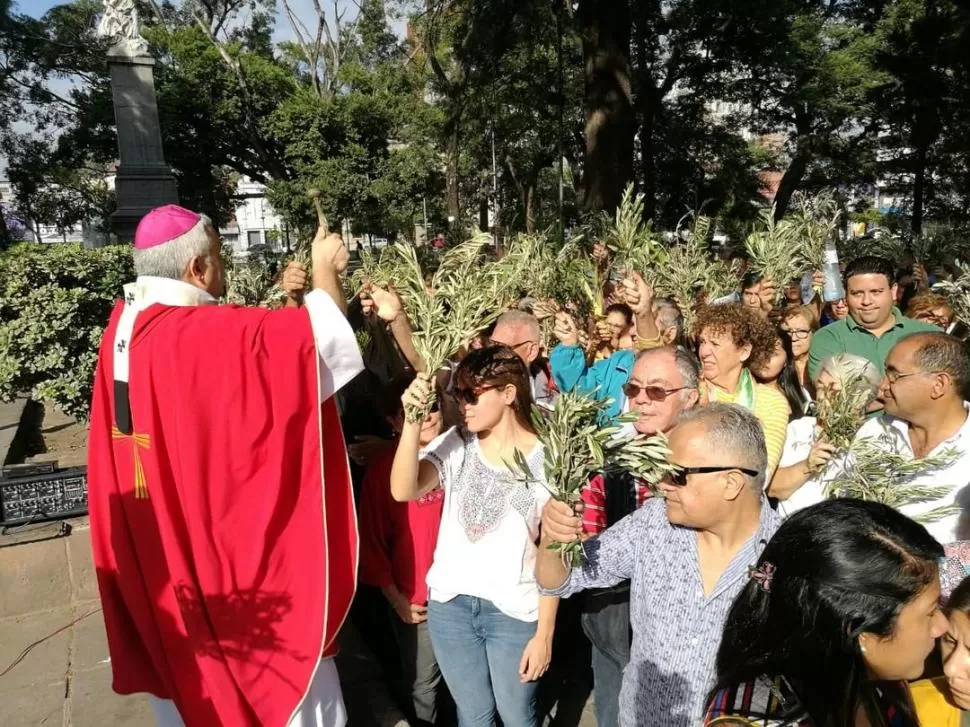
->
[1,0,968,243]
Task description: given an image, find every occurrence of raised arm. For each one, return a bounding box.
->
[311,229,349,314]
[389,375,442,502]
[360,284,426,372]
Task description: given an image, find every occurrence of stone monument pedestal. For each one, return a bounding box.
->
[106,51,178,241]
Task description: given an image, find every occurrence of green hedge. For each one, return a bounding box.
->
[0,243,133,421]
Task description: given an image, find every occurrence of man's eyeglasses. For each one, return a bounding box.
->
[622,383,686,402]
[884,369,919,385]
[666,466,760,487]
[454,385,496,406]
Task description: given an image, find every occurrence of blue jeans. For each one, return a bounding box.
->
[581,587,632,727]
[428,596,539,727]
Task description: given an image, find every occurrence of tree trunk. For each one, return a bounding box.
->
[578,0,634,214]
[773,136,812,221]
[633,14,657,224]
[912,144,927,235]
[445,121,461,222]
[525,183,536,233]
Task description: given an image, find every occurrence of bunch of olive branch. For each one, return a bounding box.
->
[912,227,970,269]
[933,260,970,325]
[599,185,666,277]
[371,234,527,422]
[789,190,842,274]
[646,214,742,332]
[824,434,959,524]
[508,391,678,566]
[837,234,908,266]
[814,372,874,452]
[744,207,812,296]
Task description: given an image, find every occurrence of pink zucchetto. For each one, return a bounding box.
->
[134,204,203,250]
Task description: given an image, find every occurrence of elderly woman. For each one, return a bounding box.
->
[693,303,790,474]
[778,305,819,398]
[768,353,881,517]
[906,292,956,331]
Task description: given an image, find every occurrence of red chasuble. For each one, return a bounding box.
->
[87,300,357,727]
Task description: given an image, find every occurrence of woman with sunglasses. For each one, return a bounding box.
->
[693,303,790,475]
[390,345,557,727]
[704,499,947,727]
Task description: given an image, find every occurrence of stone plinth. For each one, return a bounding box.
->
[106,52,178,241]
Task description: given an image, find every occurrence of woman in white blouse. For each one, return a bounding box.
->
[391,345,558,727]
[769,353,881,517]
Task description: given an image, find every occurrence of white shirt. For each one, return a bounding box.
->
[776,416,827,518]
[420,427,551,621]
[852,403,970,543]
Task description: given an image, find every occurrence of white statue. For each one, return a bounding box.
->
[97,0,150,56]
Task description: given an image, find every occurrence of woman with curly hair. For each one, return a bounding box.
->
[693,303,790,474]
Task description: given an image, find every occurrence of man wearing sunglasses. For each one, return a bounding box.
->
[578,346,700,727]
[536,403,779,727]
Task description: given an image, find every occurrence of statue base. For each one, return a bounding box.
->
[112,164,179,241]
[106,52,179,241]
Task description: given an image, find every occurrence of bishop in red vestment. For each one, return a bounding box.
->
[87,205,363,727]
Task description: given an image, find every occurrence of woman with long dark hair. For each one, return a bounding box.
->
[391,345,557,727]
[704,499,947,726]
[752,330,806,420]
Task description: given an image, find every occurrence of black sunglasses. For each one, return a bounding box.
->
[667,465,760,487]
[453,385,496,406]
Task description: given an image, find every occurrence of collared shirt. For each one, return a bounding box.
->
[851,403,970,543]
[540,498,781,726]
[807,308,936,379]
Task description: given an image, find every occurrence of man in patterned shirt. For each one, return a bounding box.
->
[536,403,781,727]
[579,346,700,727]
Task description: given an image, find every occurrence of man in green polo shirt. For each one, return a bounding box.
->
[808,255,936,380]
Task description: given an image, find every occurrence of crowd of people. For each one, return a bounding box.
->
[87,204,970,727]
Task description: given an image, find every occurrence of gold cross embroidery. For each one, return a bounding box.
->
[111,426,151,499]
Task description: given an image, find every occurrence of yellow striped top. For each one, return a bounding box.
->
[708,382,790,475]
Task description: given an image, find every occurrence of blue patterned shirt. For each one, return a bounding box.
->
[540,497,780,727]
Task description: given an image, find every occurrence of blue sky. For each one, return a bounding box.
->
[18,0,404,38]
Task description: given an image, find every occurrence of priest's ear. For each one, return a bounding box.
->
[185,254,209,287]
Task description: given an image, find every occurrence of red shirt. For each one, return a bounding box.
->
[358,444,444,605]
[580,473,652,535]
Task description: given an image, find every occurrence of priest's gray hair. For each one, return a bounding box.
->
[132,214,214,280]
[677,403,768,492]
